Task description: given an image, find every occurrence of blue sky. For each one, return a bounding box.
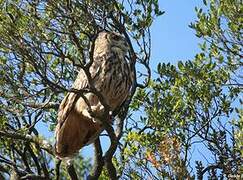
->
[150,0,203,68]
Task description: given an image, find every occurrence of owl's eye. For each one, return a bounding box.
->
[112,34,122,41]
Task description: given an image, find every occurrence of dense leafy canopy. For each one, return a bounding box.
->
[123,0,242,179]
[0,0,242,179]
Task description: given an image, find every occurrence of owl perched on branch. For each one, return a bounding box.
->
[55,31,133,159]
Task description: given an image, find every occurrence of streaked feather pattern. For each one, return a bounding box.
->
[55,31,133,158]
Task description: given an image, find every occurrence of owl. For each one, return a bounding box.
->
[55,31,133,159]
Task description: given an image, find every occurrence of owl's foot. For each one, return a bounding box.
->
[82,109,92,119]
[108,111,113,123]
[82,105,105,122]
[82,108,113,124]
[92,110,113,124]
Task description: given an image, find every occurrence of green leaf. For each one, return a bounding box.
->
[178,61,184,71]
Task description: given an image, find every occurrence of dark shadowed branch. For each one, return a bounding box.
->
[87,138,104,180]
[55,160,61,180]
[67,164,78,180]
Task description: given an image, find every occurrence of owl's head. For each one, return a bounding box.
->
[94,31,129,56]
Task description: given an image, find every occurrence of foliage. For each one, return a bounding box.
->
[0,0,242,179]
[124,58,242,179]
[0,0,162,179]
[119,0,242,179]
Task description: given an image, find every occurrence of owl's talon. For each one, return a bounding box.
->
[108,111,114,123]
[82,109,92,119]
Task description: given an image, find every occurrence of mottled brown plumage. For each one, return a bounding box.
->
[55,31,133,159]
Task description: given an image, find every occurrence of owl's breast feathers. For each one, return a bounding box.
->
[93,52,133,110]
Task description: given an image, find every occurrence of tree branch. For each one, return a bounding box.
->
[20,174,47,180]
[0,131,53,156]
[55,160,61,180]
[87,138,104,180]
[198,164,222,180]
[67,164,78,180]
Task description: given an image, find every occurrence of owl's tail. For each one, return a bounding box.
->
[54,110,103,160]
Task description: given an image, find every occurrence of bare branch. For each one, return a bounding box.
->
[0,131,53,156]
[20,174,47,180]
[87,138,104,180]
[55,160,61,180]
[67,164,78,180]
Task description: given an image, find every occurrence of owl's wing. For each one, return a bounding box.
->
[55,60,103,158]
[57,70,87,123]
[57,59,102,128]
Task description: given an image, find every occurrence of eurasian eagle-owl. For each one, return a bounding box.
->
[55,31,133,159]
